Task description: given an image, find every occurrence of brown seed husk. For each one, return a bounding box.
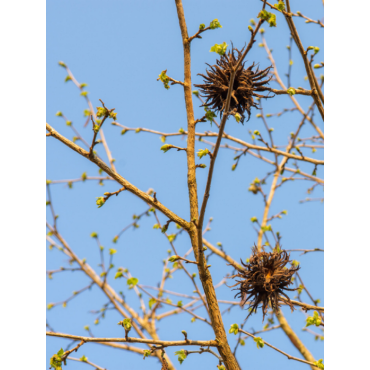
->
[194,47,273,123]
[230,246,299,321]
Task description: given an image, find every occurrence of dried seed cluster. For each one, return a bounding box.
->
[194,47,272,123]
[230,247,299,321]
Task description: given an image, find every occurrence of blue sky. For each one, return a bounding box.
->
[47,1,324,369]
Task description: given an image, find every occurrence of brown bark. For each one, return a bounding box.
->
[174,1,241,369]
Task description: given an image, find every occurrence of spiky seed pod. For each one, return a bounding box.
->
[230,246,299,321]
[194,47,273,123]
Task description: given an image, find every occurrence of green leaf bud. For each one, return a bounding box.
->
[229,323,239,335]
[210,42,228,56]
[96,197,105,208]
[254,337,265,348]
[197,148,209,159]
[209,19,222,29]
[160,144,171,153]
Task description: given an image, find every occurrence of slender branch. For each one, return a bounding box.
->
[113,123,323,165]
[274,309,318,370]
[203,239,242,270]
[62,63,116,171]
[188,26,211,43]
[68,357,106,370]
[185,347,223,362]
[283,0,324,112]
[47,332,218,347]
[239,329,321,369]
[262,37,324,140]
[46,123,190,230]
[170,256,199,265]
[267,87,313,96]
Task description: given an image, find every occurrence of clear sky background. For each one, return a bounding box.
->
[47,1,324,369]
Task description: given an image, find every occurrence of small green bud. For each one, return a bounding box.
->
[175,349,187,364]
[306,311,322,327]
[199,23,205,30]
[58,61,67,68]
[229,323,239,335]
[287,87,296,96]
[192,90,199,97]
[197,148,209,159]
[160,144,171,153]
[80,91,88,97]
[248,184,259,194]
[254,337,265,348]
[112,235,119,243]
[96,197,105,208]
[55,111,63,117]
[209,19,222,29]
[120,318,132,331]
[250,19,256,25]
[143,350,151,359]
[167,234,176,243]
[127,277,139,288]
[313,359,324,369]
[275,1,285,11]
[210,42,228,56]
[158,70,170,89]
